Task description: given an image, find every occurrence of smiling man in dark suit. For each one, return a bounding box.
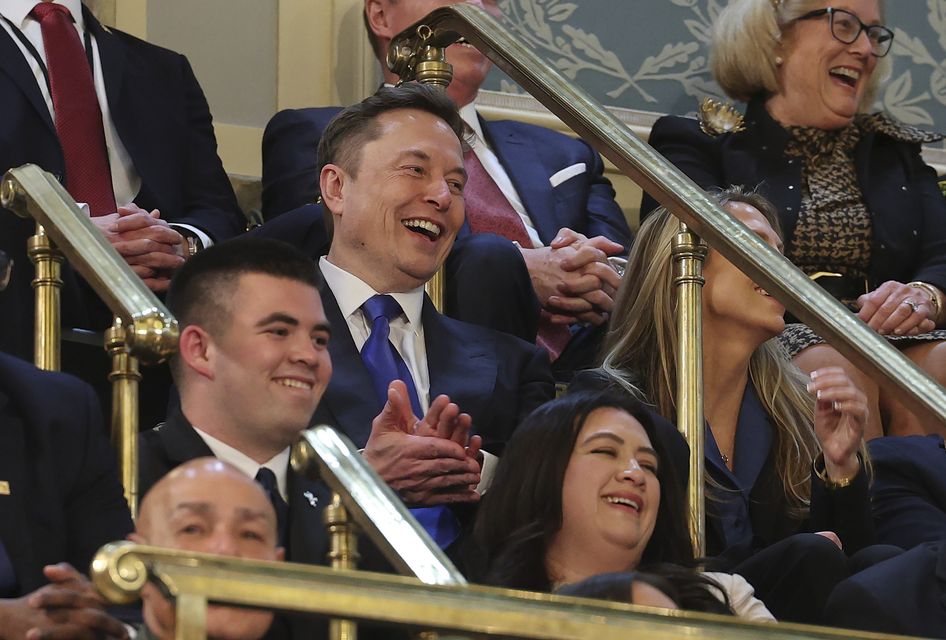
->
[313,84,553,526]
[0,1,243,403]
[259,0,628,377]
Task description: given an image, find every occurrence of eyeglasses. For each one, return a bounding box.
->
[796,7,894,57]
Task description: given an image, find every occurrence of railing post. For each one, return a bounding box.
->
[388,25,452,313]
[672,222,707,557]
[174,593,208,640]
[325,493,360,640]
[106,317,140,520]
[28,223,62,371]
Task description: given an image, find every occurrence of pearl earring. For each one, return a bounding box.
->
[775,55,784,66]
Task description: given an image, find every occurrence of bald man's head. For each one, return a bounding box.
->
[134,458,282,640]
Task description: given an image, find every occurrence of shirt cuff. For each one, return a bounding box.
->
[475,450,498,494]
[170,223,213,249]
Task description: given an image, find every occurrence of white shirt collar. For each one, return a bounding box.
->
[1,0,85,32]
[459,102,485,145]
[192,427,291,501]
[319,256,425,327]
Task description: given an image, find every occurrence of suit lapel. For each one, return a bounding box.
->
[85,9,126,117]
[422,299,497,438]
[483,118,559,244]
[285,470,329,565]
[0,24,55,135]
[319,285,382,446]
[156,410,215,466]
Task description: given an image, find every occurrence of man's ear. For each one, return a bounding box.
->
[365,0,393,40]
[275,546,286,562]
[178,325,216,381]
[128,532,144,543]
[319,164,348,217]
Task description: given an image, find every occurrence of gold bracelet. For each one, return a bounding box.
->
[813,452,861,490]
[907,281,944,325]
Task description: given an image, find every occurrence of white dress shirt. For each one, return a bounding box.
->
[319,256,497,491]
[0,0,211,247]
[320,256,431,412]
[194,427,291,502]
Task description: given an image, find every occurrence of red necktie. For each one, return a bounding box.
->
[463,148,533,248]
[31,2,116,216]
[462,148,571,359]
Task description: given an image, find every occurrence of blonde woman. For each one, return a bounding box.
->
[577,188,900,624]
[643,0,946,438]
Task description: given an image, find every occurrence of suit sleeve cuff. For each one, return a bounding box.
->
[170,223,213,249]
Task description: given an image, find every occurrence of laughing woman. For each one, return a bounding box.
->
[643,0,946,438]
[472,390,774,620]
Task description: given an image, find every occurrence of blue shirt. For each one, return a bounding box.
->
[705,383,774,550]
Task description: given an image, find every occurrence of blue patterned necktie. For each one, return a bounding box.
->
[359,294,460,549]
[255,467,289,547]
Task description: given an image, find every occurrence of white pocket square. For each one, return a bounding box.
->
[548,163,587,187]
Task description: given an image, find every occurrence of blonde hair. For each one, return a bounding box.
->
[599,187,820,513]
[711,0,890,108]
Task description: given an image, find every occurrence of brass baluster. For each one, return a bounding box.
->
[388,25,452,313]
[28,223,63,371]
[672,222,707,556]
[106,317,140,520]
[325,494,360,640]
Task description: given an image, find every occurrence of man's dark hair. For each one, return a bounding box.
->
[317,83,468,179]
[166,237,321,344]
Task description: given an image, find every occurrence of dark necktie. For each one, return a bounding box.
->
[359,294,460,549]
[462,148,533,248]
[31,2,116,215]
[463,149,571,359]
[0,539,17,597]
[255,467,289,547]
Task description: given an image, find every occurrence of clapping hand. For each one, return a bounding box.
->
[363,381,481,506]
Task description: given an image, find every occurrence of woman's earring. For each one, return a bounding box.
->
[774,55,784,66]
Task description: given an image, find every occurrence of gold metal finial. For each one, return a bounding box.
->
[697,98,746,137]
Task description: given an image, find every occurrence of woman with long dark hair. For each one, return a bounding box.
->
[473,390,772,619]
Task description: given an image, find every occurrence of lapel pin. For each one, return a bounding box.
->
[302,491,319,508]
[0,481,10,496]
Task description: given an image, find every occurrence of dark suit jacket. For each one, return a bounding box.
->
[826,540,946,637]
[0,6,244,359]
[138,410,330,567]
[138,409,332,640]
[868,434,946,549]
[642,97,946,293]
[260,106,632,249]
[313,283,555,454]
[0,352,132,596]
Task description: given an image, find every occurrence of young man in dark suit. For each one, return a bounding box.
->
[0,351,132,639]
[259,0,628,377]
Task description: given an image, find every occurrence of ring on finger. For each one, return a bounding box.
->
[903,299,921,314]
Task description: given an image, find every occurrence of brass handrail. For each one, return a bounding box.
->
[291,426,466,586]
[388,5,946,555]
[91,541,913,640]
[1,164,180,518]
[1,165,179,362]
